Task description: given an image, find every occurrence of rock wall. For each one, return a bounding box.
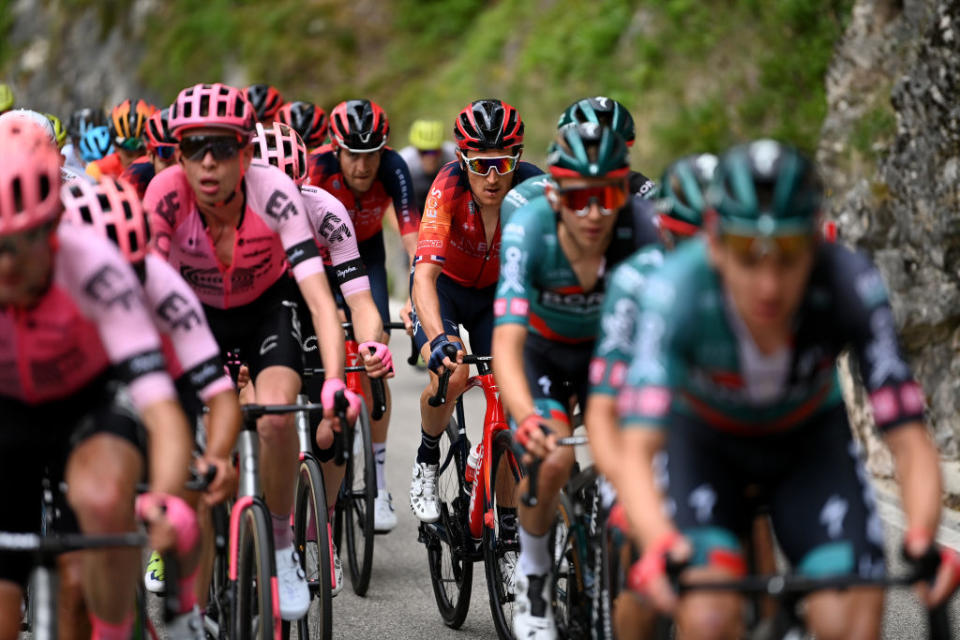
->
[820,0,960,477]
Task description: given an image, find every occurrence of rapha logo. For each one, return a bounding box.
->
[84,265,137,311]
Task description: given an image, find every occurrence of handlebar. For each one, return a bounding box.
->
[510,434,588,507]
[342,319,419,367]
[332,389,350,466]
[428,344,460,407]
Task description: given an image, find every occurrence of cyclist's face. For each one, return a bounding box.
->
[710,231,815,331]
[149,148,176,174]
[117,147,142,169]
[178,127,252,206]
[419,149,442,175]
[463,149,518,208]
[0,224,56,306]
[339,148,383,194]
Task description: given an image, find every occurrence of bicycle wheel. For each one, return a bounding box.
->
[235,501,278,640]
[422,418,473,628]
[483,430,523,640]
[553,493,592,639]
[292,456,332,640]
[339,400,375,596]
[205,502,231,639]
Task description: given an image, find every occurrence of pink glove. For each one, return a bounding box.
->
[135,493,199,556]
[359,341,394,373]
[321,378,362,416]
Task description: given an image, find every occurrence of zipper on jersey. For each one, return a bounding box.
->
[470,201,501,288]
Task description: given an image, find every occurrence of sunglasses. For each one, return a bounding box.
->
[152,144,176,161]
[721,232,813,260]
[179,135,244,162]
[116,137,145,152]
[556,182,629,216]
[419,149,440,157]
[461,153,519,177]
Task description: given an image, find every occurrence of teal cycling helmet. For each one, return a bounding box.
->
[656,153,718,235]
[557,97,635,147]
[710,139,822,236]
[79,125,114,162]
[547,122,629,179]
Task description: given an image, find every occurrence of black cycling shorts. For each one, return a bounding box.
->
[522,333,593,421]
[0,377,145,587]
[664,404,886,579]
[410,271,496,357]
[203,275,304,380]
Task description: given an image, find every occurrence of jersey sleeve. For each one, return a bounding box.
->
[143,256,234,402]
[616,269,687,429]
[379,149,421,235]
[246,164,324,282]
[302,185,370,298]
[414,165,458,268]
[62,228,176,410]
[833,247,925,431]
[589,251,664,396]
[492,209,540,327]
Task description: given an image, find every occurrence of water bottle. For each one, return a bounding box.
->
[465,442,482,484]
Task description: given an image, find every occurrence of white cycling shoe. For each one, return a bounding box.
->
[374,489,398,532]
[409,461,440,523]
[275,545,310,621]
[166,605,204,640]
[513,573,557,640]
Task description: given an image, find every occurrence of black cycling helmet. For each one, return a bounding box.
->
[454,99,524,152]
[557,96,635,147]
[244,84,284,122]
[67,107,107,143]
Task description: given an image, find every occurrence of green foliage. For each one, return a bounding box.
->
[0,0,15,69]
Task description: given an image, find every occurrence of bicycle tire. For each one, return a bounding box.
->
[291,456,333,640]
[338,399,376,596]
[206,502,231,639]
[235,501,278,640]
[553,492,592,639]
[423,417,473,628]
[483,429,523,640]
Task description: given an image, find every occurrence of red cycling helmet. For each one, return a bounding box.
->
[244,84,284,122]
[170,83,255,139]
[144,107,175,150]
[276,101,328,149]
[251,122,308,187]
[454,99,524,152]
[329,99,389,152]
[61,177,150,264]
[0,119,62,235]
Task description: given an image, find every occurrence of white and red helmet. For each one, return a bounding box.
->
[251,122,309,186]
[169,83,255,140]
[61,177,150,264]
[0,118,62,235]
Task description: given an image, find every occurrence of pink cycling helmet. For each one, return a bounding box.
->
[61,177,150,264]
[251,122,308,186]
[0,120,62,235]
[169,83,255,140]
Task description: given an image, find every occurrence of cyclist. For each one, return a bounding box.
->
[307,99,419,531]
[251,120,392,589]
[399,118,457,213]
[0,83,12,113]
[79,124,114,163]
[409,98,541,523]
[86,98,157,180]
[244,83,284,125]
[0,109,88,184]
[615,140,957,639]
[61,176,241,600]
[143,83,360,620]
[122,108,178,199]
[501,96,656,224]
[0,118,197,639]
[64,107,106,172]
[585,153,715,639]
[492,122,657,638]
[276,100,328,151]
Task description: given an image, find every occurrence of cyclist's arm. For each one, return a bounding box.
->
[617,427,673,549]
[492,323,535,421]
[143,172,182,260]
[885,422,942,540]
[344,290,384,344]
[299,271,346,382]
[412,261,447,342]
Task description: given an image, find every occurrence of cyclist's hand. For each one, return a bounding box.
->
[515,414,556,461]
[136,493,199,557]
[401,298,414,336]
[360,341,394,379]
[196,455,237,506]
[905,532,960,607]
[320,378,361,432]
[627,530,691,615]
[427,336,462,375]
[236,364,251,390]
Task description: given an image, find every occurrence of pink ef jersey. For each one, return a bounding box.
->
[144,163,324,309]
[142,254,234,402]
[0,224,175,408]
[300,184,370,299]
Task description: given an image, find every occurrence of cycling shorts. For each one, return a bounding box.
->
[202,275,304,379]
[411,271,496,357]
[0,377,146,587]
[522,333,593,421]
[326,230,390,326]
[663,404,885,579]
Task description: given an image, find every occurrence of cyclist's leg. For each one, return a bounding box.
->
[769,405,884,640]
[664,414,748,639]
[0,582,20,640]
